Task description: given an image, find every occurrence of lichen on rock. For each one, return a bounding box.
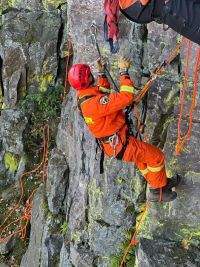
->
[3,152,19,172]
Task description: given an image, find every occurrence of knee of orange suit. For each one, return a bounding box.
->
[146,168,167,189]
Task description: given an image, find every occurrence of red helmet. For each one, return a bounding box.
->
[68,64,91,90]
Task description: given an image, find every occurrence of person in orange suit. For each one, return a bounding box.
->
[119,0,200,45]
[68,57,180,202]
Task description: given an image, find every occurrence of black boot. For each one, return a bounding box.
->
[166,174,182,190]
[148,187,177,202]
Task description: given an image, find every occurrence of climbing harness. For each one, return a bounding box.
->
[90,22,119,92]
[0,125,50,243]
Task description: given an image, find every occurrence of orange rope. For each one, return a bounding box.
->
[176,45,200,155]
[132,39,187,144]
[0,124,50,243]
[120,202,149,267]
[159,188,163,202]
[63,40,72,101]
[135,38,187,103]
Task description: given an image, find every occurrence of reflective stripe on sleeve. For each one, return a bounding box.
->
[140,168,149,175]
[98,86,111,93]
[120,85,134,94]
[147,164,164,172]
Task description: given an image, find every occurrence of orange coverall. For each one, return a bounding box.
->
[77,74,167,189]
[119,0,150,9]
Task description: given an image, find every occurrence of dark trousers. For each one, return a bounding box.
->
[121,0,200,45]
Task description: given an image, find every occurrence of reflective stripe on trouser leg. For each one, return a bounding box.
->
[138,163,149,176]
[146,165,167,189]
[138,163,166,188]
[147,164,164,172]
[140,168,149,176]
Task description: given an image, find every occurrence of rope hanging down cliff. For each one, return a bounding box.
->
[0,125,50,243]
[176,42,200,155]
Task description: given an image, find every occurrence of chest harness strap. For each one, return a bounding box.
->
[78,95,130,173]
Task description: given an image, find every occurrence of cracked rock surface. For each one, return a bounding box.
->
[0,1,200,267]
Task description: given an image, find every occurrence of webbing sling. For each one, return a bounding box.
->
[78,95,95,107]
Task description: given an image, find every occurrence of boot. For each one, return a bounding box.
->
[166,174,181,190]
[148,187,177,202]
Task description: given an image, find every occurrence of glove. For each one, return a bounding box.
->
[97,57,107,72]
[118,56,131,74]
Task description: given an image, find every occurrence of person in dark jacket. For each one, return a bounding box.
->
[119,0,200,45]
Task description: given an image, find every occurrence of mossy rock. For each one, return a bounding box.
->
[4,152,19,172]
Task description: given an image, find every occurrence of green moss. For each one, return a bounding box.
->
[179,228,200,246]
[134,255,139,267]
[60,222,68,235]
[71,231,81,242]
[43,0,66,10]
[1,0,15,13]
[0,86,3,109]
[135,203,152,240]
[35,74,54,92]
[116,176,126,185]
[166,156,179,177]
[19,84,63,162]
[163,89,179,106]
[88,178,104,221]
[4,152,19,172]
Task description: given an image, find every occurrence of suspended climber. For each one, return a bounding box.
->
[104,0,200,53]
[68,57,181,202]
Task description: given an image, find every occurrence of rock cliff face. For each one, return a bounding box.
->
[0,1,200,267]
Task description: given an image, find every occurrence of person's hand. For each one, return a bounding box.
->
[97,57,107,72]
[118,56,131,71]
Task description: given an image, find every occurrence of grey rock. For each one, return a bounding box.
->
[0,264,9,267]
[20,186,63,267]
[0,110,27,155]
[59,244,73,267]
[0,9,61,102]
[1,1,200,267]
[46,148,69,215]
[70,244,94,267]
[20,186,46,267]
[137,238,200,267]
[0,236,16,255]
[1,0,66,11]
